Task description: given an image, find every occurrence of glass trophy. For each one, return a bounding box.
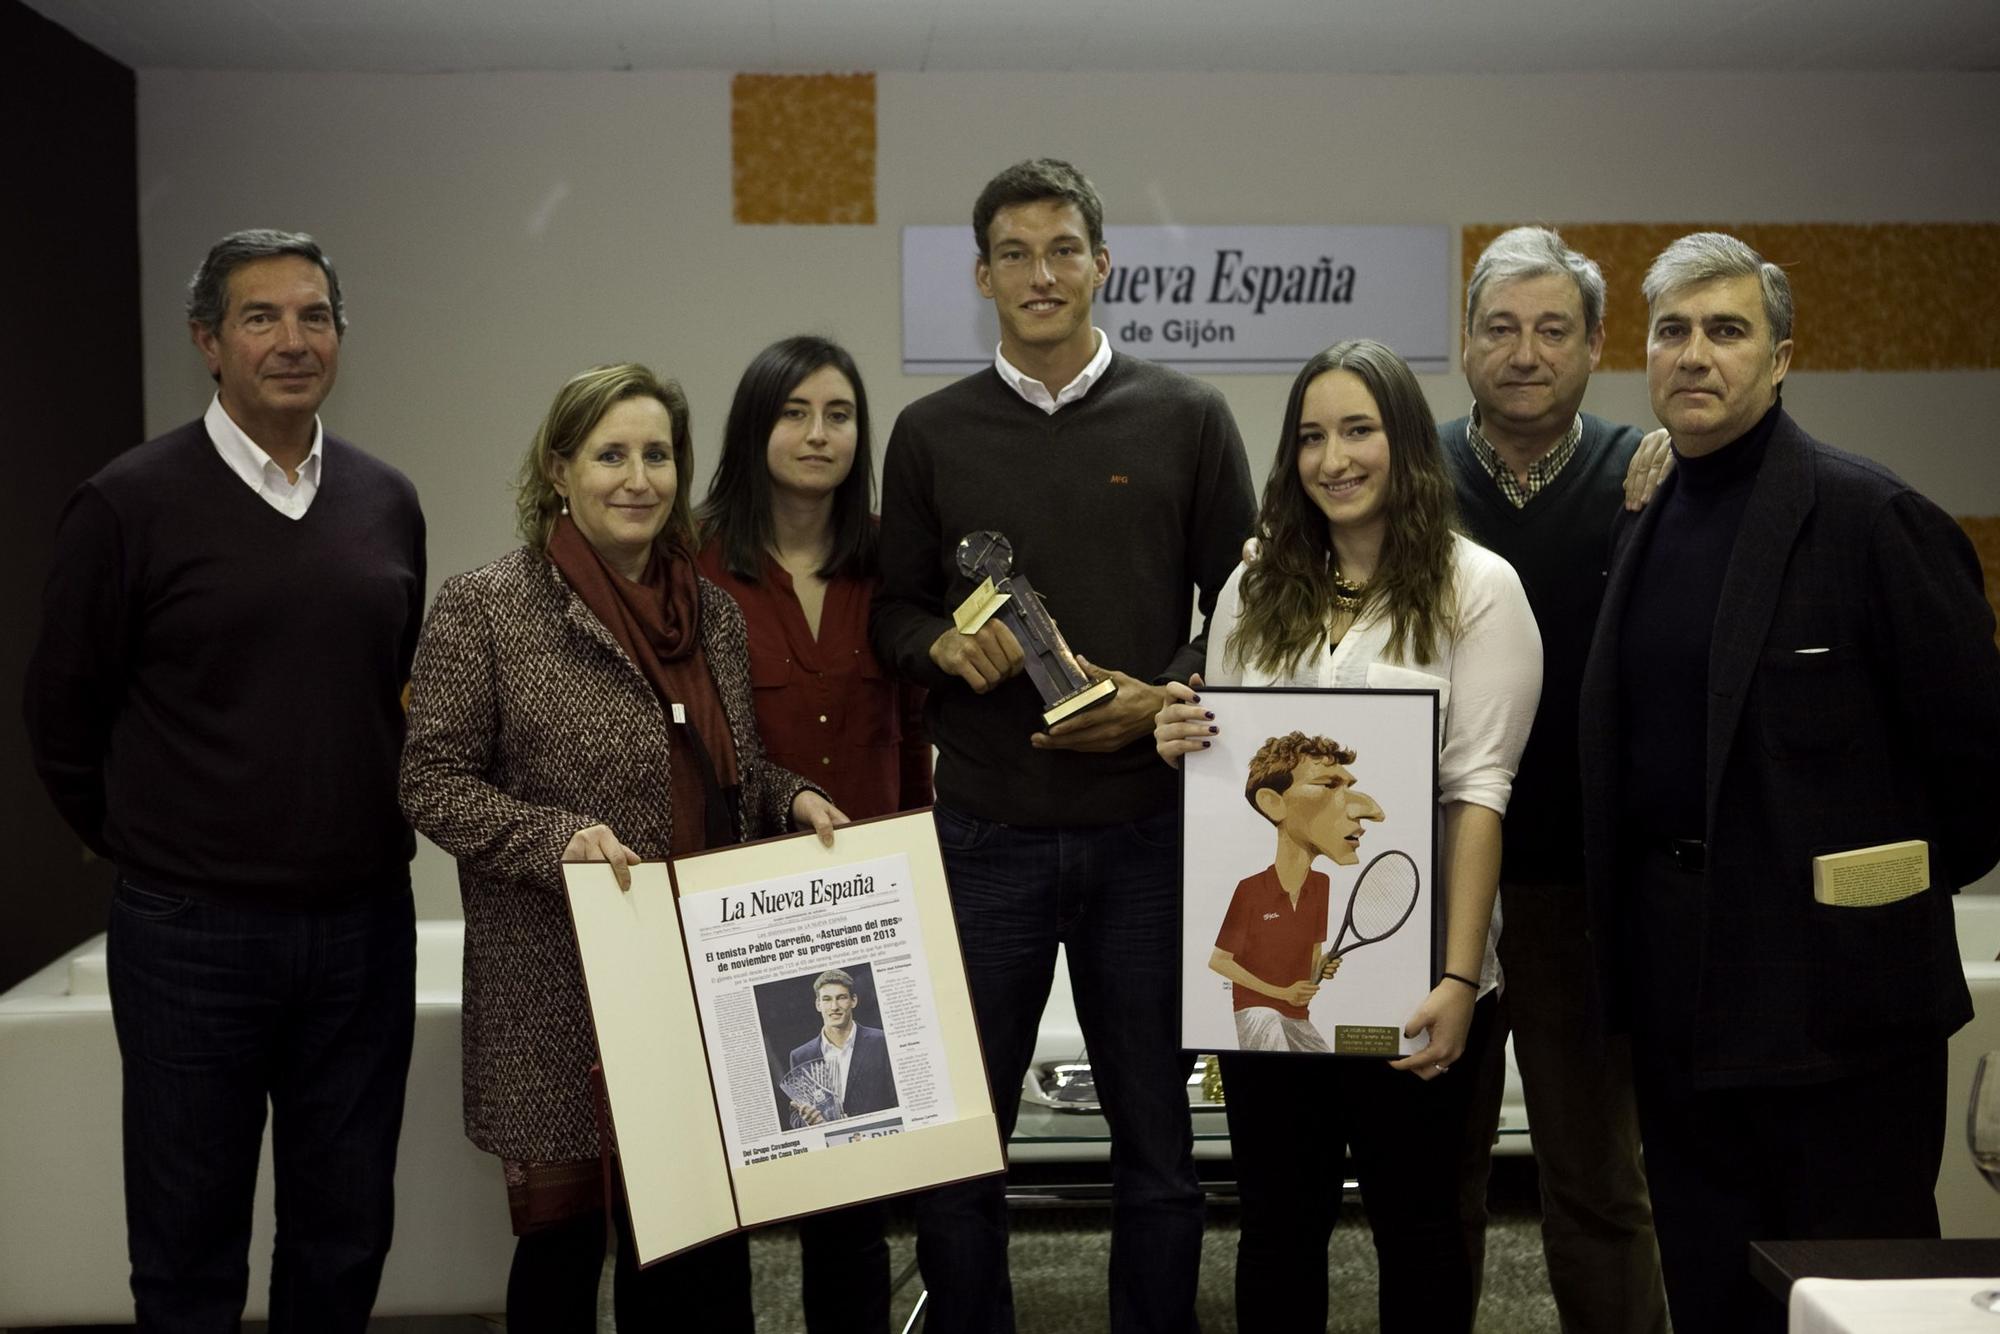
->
[954,531,1117,727]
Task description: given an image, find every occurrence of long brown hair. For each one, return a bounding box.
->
[696,335,877,582]
[1228,340,1459,676]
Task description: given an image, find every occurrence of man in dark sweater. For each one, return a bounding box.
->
[25,231,426,1334]
[1581,233,2000,1332]
[1441,227,1670,1333]
[873,160,1254,1334]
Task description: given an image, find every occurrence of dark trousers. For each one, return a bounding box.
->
[1624,855,1948,1334]
[1220,994,1495,1334]
[1459,879,1668,1333]
[506,1208,753,1333]
[799,1202,892,1333]
[912,806,1202,1334]
[106,876,416,1334]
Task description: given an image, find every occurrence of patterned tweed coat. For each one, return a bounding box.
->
[400,546,814,1162]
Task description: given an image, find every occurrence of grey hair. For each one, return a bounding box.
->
[186,229,346,336]
[1465,226,1606,334]
[1641,231,1793,344]
[811,968,856,995]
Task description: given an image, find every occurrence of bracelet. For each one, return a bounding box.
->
[1440,971,1480,991]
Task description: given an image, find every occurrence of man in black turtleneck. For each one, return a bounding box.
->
[1580,232,2000,1333]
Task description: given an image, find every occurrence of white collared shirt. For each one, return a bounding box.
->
[994,328,1112,415]
[819,1026,857,1104]
[204,395,324,520]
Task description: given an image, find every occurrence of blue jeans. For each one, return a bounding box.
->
[107,877,416,1334]
[913,806,1202,1334]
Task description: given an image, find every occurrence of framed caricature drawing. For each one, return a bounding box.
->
[1180,687,1440,1058]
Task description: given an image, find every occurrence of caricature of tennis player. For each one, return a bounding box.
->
[1212,732,1384,1051]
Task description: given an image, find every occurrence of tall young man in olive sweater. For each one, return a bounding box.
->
[25,231,425,1334]
[873,160,1254,1334]
[1440,227,1670,1334]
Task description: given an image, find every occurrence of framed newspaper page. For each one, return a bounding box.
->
[1179,687,1440,1059]
[566,809,1002,1265]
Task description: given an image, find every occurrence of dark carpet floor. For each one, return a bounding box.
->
[20,1162,1564,1333]
[755,1157,1562,1333]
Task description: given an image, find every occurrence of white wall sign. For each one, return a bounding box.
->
[901,224,1452,377]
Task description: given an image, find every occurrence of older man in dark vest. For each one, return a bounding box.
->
[1442,226,1670,1334]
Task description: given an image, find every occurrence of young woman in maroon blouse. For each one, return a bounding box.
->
[696,336,931,1334]
[698,335,932,821]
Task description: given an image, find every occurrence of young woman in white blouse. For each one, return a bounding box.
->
[1156,338,1542,1332]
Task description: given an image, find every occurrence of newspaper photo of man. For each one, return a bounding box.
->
[774,967,900,1128]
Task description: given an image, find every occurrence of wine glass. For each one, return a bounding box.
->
[1966,1052,2000,1312]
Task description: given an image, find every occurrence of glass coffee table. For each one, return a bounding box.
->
[1006,1055,1529,1172]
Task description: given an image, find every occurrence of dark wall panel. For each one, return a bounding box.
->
[2,1,141,989]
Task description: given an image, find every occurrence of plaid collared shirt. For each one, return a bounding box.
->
[1465,407,1583,508]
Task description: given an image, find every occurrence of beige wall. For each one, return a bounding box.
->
[136,69,2000,915]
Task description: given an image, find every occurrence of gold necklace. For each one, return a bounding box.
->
[1331,568,1368,614]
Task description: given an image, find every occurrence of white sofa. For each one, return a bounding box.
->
[0,920,514,1327]
[6,900,1994,1324]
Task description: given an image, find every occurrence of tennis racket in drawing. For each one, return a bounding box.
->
[1308,849,1421,979]
[781,1058,845,1127]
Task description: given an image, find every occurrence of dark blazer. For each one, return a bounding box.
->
[1580,409,2000,1087]
[787,1024,897,1119]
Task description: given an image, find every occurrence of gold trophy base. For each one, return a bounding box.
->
[953,578,1012,635]
[1042,677,1117,727]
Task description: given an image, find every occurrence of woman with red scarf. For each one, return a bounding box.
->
[401,363,842,1332]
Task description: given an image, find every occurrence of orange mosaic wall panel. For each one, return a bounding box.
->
[732,73,875,225]
[1959,516,2000,645]
[1461,224,2000,372]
